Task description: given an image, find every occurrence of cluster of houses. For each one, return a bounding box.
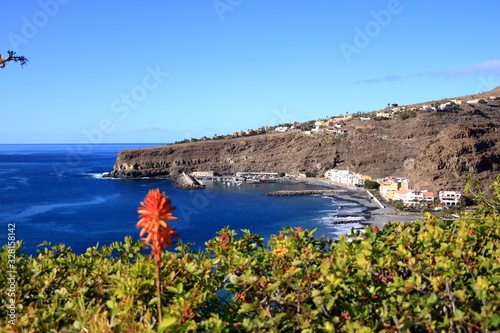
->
[325,169,462,208]
[374,95,498,117]
[182,94,498,143]
[325,169,369,188]
[271,116,353,135]
[377,177,461,207]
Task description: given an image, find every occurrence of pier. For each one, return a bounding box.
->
[266,189,345,196]
[172,172,206,190]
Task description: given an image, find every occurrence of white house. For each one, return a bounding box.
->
[394,189,434,206]
[438,102,455,111]
[376,112,392,118]
[275,126,289,132]
[439,191,461,206]
[325,169,364,188]
[421,105,436,111]
[467,99,487,105]
[191,171,214,178]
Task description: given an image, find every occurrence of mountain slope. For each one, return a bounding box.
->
[111,88,500,192]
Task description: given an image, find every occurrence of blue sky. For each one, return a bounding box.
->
[1,0,499,143]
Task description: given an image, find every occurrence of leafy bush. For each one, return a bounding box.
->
[364,180,380,190]
[396,110,417,122]
[1,178,500,332]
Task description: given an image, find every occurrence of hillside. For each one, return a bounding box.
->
[110,88,500,192]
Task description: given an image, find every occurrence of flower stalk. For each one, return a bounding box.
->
[137,189,179,324]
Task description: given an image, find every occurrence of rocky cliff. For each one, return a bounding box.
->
[110,89,500,192]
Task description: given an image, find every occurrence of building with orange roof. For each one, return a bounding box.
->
[378,177,410,200]
[439,191,461,206]
[394,189,434,206]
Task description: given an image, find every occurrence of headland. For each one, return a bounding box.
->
[108,87,500,194]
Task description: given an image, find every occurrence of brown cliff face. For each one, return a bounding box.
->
[111,91,500,192]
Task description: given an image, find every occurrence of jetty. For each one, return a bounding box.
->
[266,189,345,196]
[172,172,206,190]
[333,214,369,218]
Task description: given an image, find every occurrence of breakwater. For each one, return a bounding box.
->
[172,172,206,190]
[334,214,369,218]
[266,189,345,196]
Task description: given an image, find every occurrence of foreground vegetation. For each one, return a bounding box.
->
[1,177,499,332]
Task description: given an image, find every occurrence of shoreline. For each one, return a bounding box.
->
[297,177,423,229]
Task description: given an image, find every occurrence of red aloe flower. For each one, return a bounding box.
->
[137,189,179,259]
[137,189,179,324]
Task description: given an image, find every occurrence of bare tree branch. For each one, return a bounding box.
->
[0,50,28,69]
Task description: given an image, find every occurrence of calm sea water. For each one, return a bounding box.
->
[0,144,365,255]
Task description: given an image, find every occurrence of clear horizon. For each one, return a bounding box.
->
[2,1,500,144]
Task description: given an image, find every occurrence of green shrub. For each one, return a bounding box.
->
[2,177,500,332]
[364,180,380,190]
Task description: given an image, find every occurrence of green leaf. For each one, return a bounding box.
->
[166,286,179,294]
[238,302,259,313]
[454,309,464,321]
[490,314,500,327]
[105,300,115,309]
[158,317,177,331]
[426,293,438,305]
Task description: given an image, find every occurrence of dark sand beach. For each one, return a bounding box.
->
[301,178,423,229]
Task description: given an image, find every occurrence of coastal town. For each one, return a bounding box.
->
[188,168,463,211]
[110,86,499,212]
[323,169,462,210]
[174,94,500,209]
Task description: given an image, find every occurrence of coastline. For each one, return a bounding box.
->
[298,177,423,229]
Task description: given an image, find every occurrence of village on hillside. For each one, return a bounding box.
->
[175,94,499,143]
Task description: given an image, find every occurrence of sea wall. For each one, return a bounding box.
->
[171,172,206,190]
[266,190,345,196]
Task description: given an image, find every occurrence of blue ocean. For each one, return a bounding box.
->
[0,144,365,255]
